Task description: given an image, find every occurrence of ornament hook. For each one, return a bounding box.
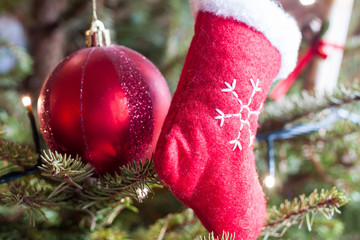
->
[86,0,111,47]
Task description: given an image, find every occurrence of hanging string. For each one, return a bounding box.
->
[269,40,345,101]
[92,0,98,21]
[257,108,360,181]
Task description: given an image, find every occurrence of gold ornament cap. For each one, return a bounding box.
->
[85,19,111,47]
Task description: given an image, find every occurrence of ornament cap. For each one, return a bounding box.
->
[85,19,111,47]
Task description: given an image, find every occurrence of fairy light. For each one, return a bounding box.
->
[266,138,276,189]
[300,0,316,6]
[22,96,32,108]
[0,96,41,184]
[21,96,40,154]
[136,187,150,200]
[264,175,275,189]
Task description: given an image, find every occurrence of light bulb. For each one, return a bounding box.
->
[264,175,275,188]
[22,96,32,107]
[300,0,315,6]
[136,187,149,200]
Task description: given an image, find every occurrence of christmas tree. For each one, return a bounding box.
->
[0,0,359,239]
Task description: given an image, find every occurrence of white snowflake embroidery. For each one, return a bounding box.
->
[215,78,263,151]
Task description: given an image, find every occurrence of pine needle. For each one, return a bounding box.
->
[39,150,94,199]
[82,158,161,204]
[260,83,360,132]
[0,139,38,168]
[198,232,237,240]
[262,187,350,239]
[1,178,55,226]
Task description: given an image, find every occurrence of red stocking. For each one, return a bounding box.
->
[154,1,301,239]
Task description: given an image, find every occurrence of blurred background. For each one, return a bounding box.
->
[0,0,360,239]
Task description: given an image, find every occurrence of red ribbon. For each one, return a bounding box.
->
[269,40,345,101]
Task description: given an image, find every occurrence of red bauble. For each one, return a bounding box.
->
[38,45,171,174]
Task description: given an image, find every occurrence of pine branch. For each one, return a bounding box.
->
[140,209,205,240]
[80,197,135,231]
[81,158,161,205]
[198,232,237,240]
[77,159,162,229]
[0,139,38,175]
[38,150,94,199]
[2,150,159,228]
[262,187,349,239]
[260,83,360,132]
[0,178,57,226]
[35,151,161,228]
[0,139,38,164]
[143,208,236,240]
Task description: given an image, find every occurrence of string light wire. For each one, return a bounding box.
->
[0,97,41,185]
[257,108,360,187]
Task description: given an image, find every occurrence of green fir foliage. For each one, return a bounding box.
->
[83,158,161,204]
[1,148,162,233]
[0,139,38,176]
[198,232,237,240]
[262,188,349,239]
[39,150,94,198]
[259,83,360,132]
[0,0,359,239]
[132,209,207,240]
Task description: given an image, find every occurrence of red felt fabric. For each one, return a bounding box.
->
[154,11,281,240]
